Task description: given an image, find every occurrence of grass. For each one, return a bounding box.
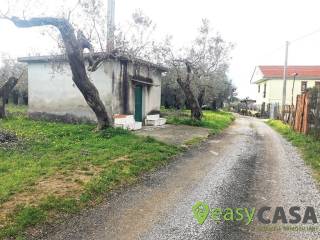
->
[162,108,235,134]
[183,136,207,146]
[0,105,180,238]
[267,120,320,182]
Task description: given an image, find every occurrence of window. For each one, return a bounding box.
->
[315,81,320,89]
[301,81,307,93]
[258,85,260,93]
[263,83,266,98]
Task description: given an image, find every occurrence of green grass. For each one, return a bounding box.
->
[0,105,180,238]
[267,120,320,182]
[5,104,27,116]
[183,137,207,146]
[162,108,235,134]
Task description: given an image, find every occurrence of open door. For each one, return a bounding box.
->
[134,85,143,122]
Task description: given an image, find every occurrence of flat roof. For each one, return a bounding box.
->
[18,53,168,72]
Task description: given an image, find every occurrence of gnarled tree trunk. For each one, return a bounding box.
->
[0,77,18,118]
[176,63,203,120]
[8,17,111,130]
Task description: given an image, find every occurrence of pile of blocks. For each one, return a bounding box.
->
[113,114,166,130]
[114,115,142,131]
[145,114,166,126]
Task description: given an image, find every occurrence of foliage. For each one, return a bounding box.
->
[0,54,27,104]
[163,108,235,134]
[158,20,235,117]
[268,120,320,182]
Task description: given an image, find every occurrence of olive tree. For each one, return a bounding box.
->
[158,19,233,120]
[0,0,117,129]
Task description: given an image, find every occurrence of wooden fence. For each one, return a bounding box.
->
[308,88,320,139]
[293,92,310,134]
[290,88,320,138]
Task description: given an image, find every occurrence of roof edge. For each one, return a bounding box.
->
[18,53,168,72]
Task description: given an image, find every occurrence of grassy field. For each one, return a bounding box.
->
[0,105,180,238]
[268,120,320,182]
[162,108,235,134]
[0,105,234,238]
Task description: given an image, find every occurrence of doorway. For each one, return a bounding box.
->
[134,85,143,122]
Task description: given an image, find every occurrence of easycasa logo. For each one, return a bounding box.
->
[192,201,318,225]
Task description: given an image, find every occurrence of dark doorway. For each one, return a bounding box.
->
[135,85,143,122]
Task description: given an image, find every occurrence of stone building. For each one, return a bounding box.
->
[19,54,167,126]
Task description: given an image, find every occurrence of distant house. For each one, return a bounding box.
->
[251,66,320,111]
[19,54,167,127]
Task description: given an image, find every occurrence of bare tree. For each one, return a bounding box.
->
[0,77,19,118]
[0,9,112,129]
[0,54,28,104]
[159,20,233,120]
[114,10,157,61]
[0,3,162,129]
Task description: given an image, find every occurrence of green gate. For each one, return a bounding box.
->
[134,85,143,122]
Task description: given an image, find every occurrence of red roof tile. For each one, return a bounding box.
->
[259,66,320,79]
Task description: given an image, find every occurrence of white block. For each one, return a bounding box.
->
[159,118,167,125]
[114,124,128,130]
[145,118,166,126]
[146,114,160,121]
[114,115,135,125]
[133,122,142,130]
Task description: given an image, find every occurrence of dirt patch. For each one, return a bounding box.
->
[111,155,131,163]
[0,165,102,226]
[0,130,18,145]
[135,124,210,146]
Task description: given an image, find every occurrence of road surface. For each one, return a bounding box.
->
[40,116,320,240]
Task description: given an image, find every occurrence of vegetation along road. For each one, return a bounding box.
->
[39,116,320,240]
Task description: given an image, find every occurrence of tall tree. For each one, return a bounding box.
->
[0,77,19,118]
[0,0,115,130]
[158,20,233,120]
[3,16,111,130]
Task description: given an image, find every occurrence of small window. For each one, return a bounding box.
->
[301,81,307,93]
[315,81,320,89]
[258,85,260,93]
[263,83,266,98]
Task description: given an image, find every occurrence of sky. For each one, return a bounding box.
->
[1,0,320,99]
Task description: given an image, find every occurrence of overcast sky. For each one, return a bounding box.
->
[1,0,320,98]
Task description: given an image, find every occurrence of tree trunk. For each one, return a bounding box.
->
[8,17,111,130]
[0,97,5,118]
[197,88,205,108]
[0,77,18,118]
[175,62,203,120]
[177,77,203,120]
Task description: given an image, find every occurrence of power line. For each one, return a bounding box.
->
[256,26,320,62]
[290,27,320,44]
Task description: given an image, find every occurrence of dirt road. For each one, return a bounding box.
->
[40,116,320,240]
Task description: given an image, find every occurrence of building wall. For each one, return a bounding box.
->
[27,59,162,123]
[131,63,162,115]
[255,79,320,107]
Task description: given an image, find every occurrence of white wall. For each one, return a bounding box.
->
[255,79,320,106]
[28,62,112,122]
[28,60,163,123]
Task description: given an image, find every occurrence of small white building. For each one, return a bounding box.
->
[19,54,167,127]
[251,65,320,111]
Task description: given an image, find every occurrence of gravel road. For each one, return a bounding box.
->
[39,116,320,240]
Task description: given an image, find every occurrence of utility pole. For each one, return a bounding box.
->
[107,0,115,53]
[281,41,289,117]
